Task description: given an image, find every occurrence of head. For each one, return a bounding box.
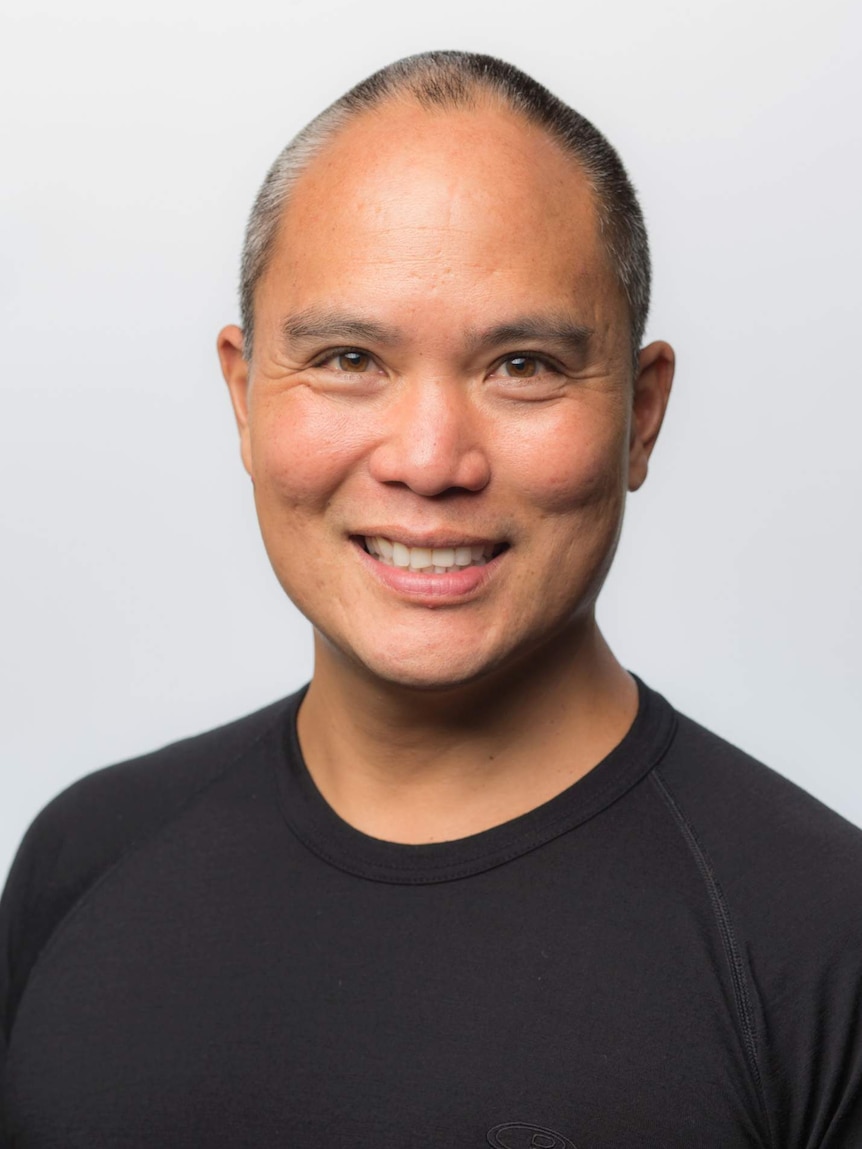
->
[218,52,674,692]
[239,51,651,373]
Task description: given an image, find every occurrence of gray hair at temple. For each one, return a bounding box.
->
[238,50,652,370]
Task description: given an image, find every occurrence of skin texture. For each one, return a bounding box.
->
[219,98,674,842]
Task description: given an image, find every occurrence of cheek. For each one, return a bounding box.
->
[506,415,629,516]
[251,394,370,510]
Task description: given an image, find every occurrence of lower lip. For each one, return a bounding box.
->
[352,540,505,603]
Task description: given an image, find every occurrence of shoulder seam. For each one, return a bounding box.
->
[7,707,285,1051]
[650,767,775,1149]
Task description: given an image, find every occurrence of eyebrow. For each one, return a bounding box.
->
[466,316,594,356]
[280,309,594,356]
[281,309,403,347]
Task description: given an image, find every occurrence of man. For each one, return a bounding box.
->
[1,50,860,1147]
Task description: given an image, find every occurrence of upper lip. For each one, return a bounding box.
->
[353,529,507,549]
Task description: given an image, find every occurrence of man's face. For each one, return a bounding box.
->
[220,101,671,690]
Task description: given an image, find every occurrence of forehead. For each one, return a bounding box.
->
[257,100,622,338]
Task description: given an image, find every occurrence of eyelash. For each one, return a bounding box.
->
[494,353,560,378]
[310,348,562,376]
[310,348,375,371]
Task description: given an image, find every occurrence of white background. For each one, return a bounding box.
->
[2,0,860,881]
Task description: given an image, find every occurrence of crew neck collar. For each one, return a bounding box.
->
[272,677,678,885]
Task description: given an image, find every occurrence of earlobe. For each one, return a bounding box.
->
[628,340,675,492]
[217,324,254,476]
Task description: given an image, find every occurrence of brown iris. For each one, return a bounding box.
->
[504,355,538,377]
[338,351,371,372]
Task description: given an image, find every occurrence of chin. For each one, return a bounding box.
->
[328,631,507,693]
[365,651,498,693]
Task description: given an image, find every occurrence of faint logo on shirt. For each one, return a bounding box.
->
[486,1122,577,1149]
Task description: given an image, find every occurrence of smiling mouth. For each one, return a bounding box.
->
[359,535,508,574]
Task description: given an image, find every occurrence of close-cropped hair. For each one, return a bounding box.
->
[239,50,651,370]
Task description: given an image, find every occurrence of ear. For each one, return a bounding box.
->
[628,340,675,492]
[217,324,253,476]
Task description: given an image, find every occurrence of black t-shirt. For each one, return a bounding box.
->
[1,680,860,1147]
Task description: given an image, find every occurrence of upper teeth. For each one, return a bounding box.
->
[365,536,495,572]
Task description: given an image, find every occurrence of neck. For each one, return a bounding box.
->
[297,615,637,844]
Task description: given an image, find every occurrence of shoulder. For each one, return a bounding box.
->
[9,692,295,896]
[654,707,862,978]
[653,706,862,1144]
[0,692,299,1043]
[657,709,862,881]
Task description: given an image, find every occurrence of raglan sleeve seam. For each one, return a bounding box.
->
[649,766,776,1149]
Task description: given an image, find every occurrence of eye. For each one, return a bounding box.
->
[306,346,388,397]
[487,352,567,401]
[333,350,371,372]
[501,355,541,377]
[310,347,377,373]
[491,353,561,380]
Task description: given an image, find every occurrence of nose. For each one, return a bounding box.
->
[368,378,491,496]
